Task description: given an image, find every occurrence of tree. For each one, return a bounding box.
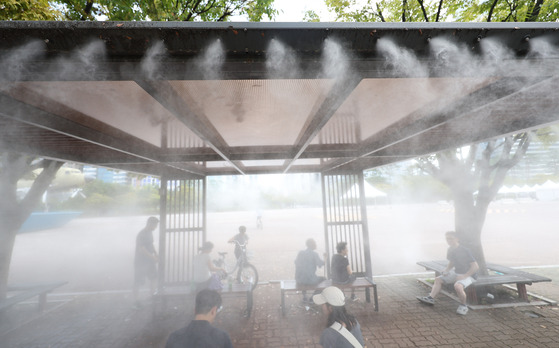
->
[321,0,559,23]
[321,0,558,274]
[0,0,61,20]
[416,135,531,272]
[1,1,277,21]
[49,0,276,21]
[0,154,63,299]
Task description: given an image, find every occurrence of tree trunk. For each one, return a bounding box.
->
[0,205,22,300]
[526,0,545,22]
[0,154,62,299]
[454,191,488,275]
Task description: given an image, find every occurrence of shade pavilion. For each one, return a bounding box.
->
[1,21,558,289]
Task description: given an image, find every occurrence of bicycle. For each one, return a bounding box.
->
[213,240,259,290]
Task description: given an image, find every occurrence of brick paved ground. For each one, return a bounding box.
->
[2,267,558,348]
[4,205,559,347]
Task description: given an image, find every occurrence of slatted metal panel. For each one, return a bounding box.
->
[321,172,372,278]
[159,177,206,287]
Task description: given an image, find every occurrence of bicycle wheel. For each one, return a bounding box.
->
[238,263,259,290]
[222,258,237,275]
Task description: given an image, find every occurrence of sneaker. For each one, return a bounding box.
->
[456,305,469,315]
[417,296,435,305]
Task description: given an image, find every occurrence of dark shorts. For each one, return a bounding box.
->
[332,274,356,285]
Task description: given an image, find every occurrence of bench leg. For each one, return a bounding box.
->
[281,289,286,316]
[365,287,370,303]
[246,290,253,318]
[517,284,529,302]
[466,287,478,304]
[372,285,378,312]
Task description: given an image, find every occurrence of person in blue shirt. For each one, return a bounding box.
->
[295,238,325,303]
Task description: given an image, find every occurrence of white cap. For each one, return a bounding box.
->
[313,286,345,306]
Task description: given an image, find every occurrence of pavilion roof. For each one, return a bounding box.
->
[1,21,558,178]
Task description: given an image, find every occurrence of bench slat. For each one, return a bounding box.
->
[1,281,67,312]
[474,275,533,286]
[280,277,378,315]
[486,263,552,282]
[416,260,447,273]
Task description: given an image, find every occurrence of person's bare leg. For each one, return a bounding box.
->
[454,282,467,305]
[430,277,444,298]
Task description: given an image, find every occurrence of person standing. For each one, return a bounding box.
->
[133,216,159,308]
[417,231,479,315]
[228,225,249,259]
[295,238,325,303]
[192,241,226,292]
[313,286,365,348]
[165,289,233,348]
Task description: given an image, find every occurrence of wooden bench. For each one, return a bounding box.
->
[417,260,552,304]
[280,277,378,316]
[153,283,254,317]
[0,281,68,314]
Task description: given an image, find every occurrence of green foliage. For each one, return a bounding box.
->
[56,180,159,216]
[324,0,559,23]
[1,0,277,21]
[534,125,559,147]
[85,192,115,214]
[304,10,321,22]
[55,0,277,21]
[0,0,60,20]
[56,0,106,20]
[82,179,131,197]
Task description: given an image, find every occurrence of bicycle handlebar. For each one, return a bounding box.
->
[229,240,247,247]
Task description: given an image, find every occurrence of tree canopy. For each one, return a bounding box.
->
[0,0,60,20]
[0,0,277,21]
[322,0,559,22]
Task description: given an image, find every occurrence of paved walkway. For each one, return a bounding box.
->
[2,267,558,348]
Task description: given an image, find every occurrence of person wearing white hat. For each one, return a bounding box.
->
[313,286,365,348]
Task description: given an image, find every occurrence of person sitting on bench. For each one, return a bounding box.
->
[417,231,479,315]
[295,238,325,304]
[331,242,357,301]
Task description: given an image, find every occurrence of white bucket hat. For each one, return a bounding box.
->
[313,286,345,306]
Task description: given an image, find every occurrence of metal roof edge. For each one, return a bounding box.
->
[0,20,558,31]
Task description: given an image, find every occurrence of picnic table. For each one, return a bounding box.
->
[417,260,552,304]
[0,281,68,314]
